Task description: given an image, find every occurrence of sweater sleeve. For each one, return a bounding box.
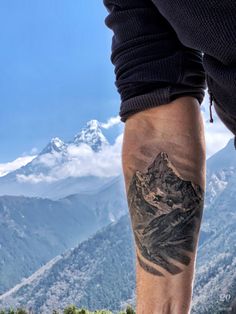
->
[103,0,206,122]
[151,0,236,148]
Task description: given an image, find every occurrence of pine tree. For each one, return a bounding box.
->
[126,305,135,314]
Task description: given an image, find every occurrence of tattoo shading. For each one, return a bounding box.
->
[127,151,205,276]
[137,255,164,277]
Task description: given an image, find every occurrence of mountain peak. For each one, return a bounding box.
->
[40,137,67,155]
[51,137,64,147]
[74,119,109,152]
[86,119,101,130]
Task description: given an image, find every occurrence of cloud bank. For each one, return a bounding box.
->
[100,115,121,129]
[201,97,233,159]
[16,134,123,183]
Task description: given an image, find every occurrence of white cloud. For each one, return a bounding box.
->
[201,96,233,159]
[0,155,37,177]
[33,151,62,167]
[54,134,123,178]
[100,115,121,129]
[16,134,123,183]
[17,173,56,184]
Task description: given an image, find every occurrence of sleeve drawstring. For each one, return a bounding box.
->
[209,89,214,123]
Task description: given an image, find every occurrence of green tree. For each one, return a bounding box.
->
[126,305,135,314]
[64,305,79,314]
[16,309,27,314]
[77,309,87,314]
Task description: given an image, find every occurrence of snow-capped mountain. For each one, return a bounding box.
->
[0,119,122,199]
[73,120,109,152]
[40,137,68,155]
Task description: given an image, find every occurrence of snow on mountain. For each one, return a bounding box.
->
[74,120,109,152]
[0,155,37,177]
[5,119,111,178]
[0,119,122,199]
[40,137,68,155]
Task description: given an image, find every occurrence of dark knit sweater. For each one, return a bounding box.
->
[103,0,236,148]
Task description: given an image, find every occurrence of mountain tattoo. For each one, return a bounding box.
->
[127,151,205,276]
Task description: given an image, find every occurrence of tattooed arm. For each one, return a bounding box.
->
[121,96,206,314]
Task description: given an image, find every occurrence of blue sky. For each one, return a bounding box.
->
[0,0,120,162]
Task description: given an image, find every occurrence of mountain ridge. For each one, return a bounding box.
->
[0,119,122,199]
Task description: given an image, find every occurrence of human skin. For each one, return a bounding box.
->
[121,96,206,314]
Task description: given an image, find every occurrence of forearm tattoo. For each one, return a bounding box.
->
[127,151,205,276]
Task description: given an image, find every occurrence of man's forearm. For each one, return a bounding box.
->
[121,96,206,314]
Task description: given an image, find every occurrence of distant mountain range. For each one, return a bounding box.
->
[0,215,136,313]
[0,119,119,199]
[0,175,127,295]
[0,137,235,313]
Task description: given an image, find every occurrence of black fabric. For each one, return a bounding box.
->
[103,0,236,146]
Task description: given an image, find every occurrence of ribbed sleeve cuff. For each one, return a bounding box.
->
[119,87,171,122]
[119,85,205,122]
